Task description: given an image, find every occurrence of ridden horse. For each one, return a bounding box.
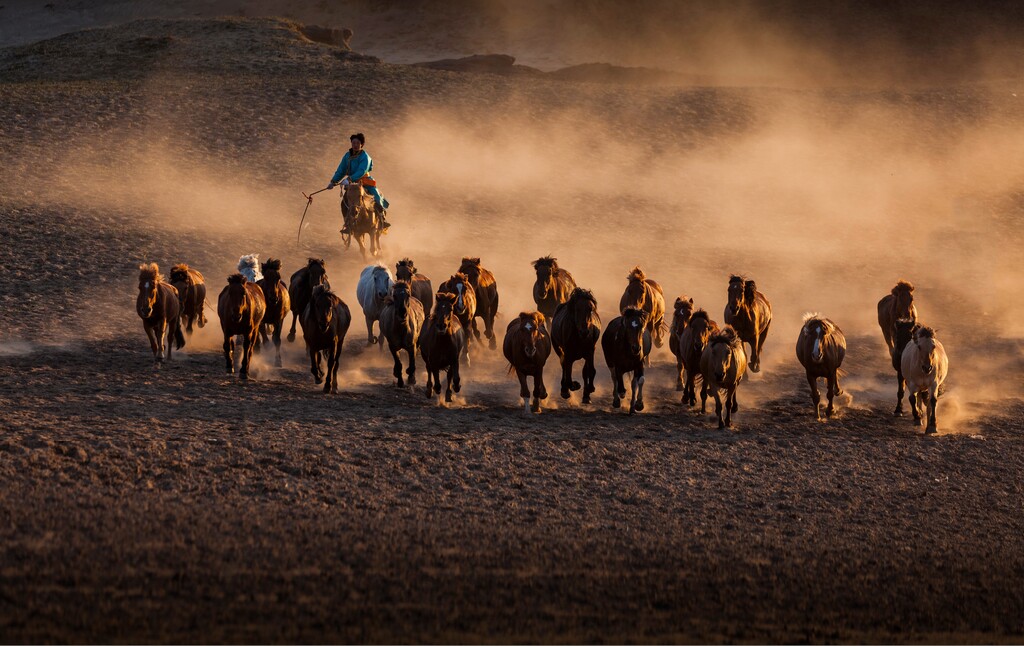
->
[256,258,290,367]
[680,309,718,410]
[503,311,552,413]
[420,292,467,403]
[300,284,352,394]
[532,256,576,324]
[877,280,917,358]
[458,257,500,350]
[217,273,266,380]
[396,258,433,320]
[341,183,382,259]
[601,307,652,414]
[438,272,477,363]
[901,326,948,433]
[356,263,395,345]
[700,325,748,429]
[136,263,184,366]
[287,258,329,342]
[618,266,666,354]
[169,263,207,336]
[379,280,425,388]
[550,288,601,404]
[237,254,263,283]
[795,314,847,420]
[891,318,918,417]
[724,275,772,373]
[668,296,695,391]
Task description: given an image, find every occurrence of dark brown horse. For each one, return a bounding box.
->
[137,263,184,366]
[796,314,847,420]
[618,266,666,353]
[169,263,207,336]
[341,183,382,259]
[601,307,652,414]
[532,256,576,324]
[437,272,477,364]
[700,326,747,429]
[891,318,918,417]
[503,311,552,413]
[458,257,499,350]
[396,258,433,320]
[420,292,467,403]
[287,257,329,342]
[256,258,290,367]
[724,275,772,373]
[217,273,266,380]
[550,288,601,404]
[877,280,917,358]
[680,309,719,410]
[299,284,351,394]
[667,296,695,391]
[379,280,425,388]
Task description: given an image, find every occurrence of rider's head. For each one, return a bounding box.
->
[350,132,365,152]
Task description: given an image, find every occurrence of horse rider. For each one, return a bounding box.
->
[327,132,390,235]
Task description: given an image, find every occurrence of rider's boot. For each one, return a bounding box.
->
[340,214,353,235]
[376,205,391,233]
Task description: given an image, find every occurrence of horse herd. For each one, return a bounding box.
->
[135,256,949,432]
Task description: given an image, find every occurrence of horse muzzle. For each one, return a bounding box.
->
[138,307,152,318]
[922,364,933,375]
[524,346,537,358]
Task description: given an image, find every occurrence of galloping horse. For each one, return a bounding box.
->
[550,288,601,404]
[256,258,290,367]
[137,263,184,366]
[877,280,917,358]
[701,326,748,429]
[680,309,718,410]
[379,280,425,388]
[356,263,394,345]
[619,266,666,353]
[795,314,847,420]
[901,326,948,433]
[395,258,433,319]
[724,275,771,373]
[287,258,329,342]
[169,263,207,337]
[668,296,694,391]
[503,311,552,413]
[420,292,467,403]
[458,257,500,350]
[217,273,266,380]
[341,183,382,259]
[438,272,477,364]
[601,307,652,414]
[532,256,576,323]
[300,284,351,394]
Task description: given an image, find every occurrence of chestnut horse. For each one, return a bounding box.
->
[668,296,695,391]
[891,318,918,417]
[550,288,601,404]
[724,275,771,373]
[901,326,948,433]
[877,280,917,358]
[356,263,395,345]
[532,256,576,324]
[341,183,382,259]
[437,272,477,364]
[420,292,467,403]
[217,274,266,380]
[136,263,184,366]
[601,307,652,414]
[503,311,552,413]
[396,258,433,320]
[300,284,352,394]
[618,266,666,354]
[287,258,329,342]
[700,326,748,429]
[680,309,718,410]
[458,257,500,350]
[169,263,207,336]
[379,280,425,388]
[256,258,290,367]
[795,314,847,420]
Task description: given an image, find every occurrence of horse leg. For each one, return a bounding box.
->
[559,354,573,400]
[324,340,337,394]
[310,347,323,384]
[699,378,708,414]
[444,366,455,403]
[713,388,724,429]
[486,314,497,350]
[390,341,404,387]
[754,325,770,373]
[331,342,342,394]
[240,331,257,380]
[364,313,375,345]
[534,366,548,412]
[909,391,922,427]
[154,319,168,364]
[518,369,531,413]
[144,323,159,364]
[725,386,735,427]
[807,372,821,420]
[610,367,621,409]
[273,322,283,368]
[631,368,645,414]
[287,311,298,343]
[224,334,234,374]
[926,385,939,434]
[425,368,434,399]
[582,350,596,405]
[826,372,837,418]
[452,360,462,394]
[676,357,684,392]
[894,370,906,416]
[405,345,417,386]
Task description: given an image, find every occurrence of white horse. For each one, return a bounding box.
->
[900,326,948,433]
[356,263,394,345]
[237,254,263,283]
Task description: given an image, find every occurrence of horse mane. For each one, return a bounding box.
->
[801,312,835,333]
[532,256,557,270]
[892,280,914,295]
[690,309,711,324]
[169,263,190,282]
[914,326,936,340]
[139,262,162,282]
[307,257,326,269]
[568,287,597,306]
[461,257,482,267]
[262,258,282,273]
[397,258,415,271]
[626,266,646,282]
[227,273,247,285]
[710,326,742,348]
[729,274,745,285]
[622,306,648,321]
[518,311,545,328]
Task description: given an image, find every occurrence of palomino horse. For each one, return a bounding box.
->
[169,263,207,337]
[724,275,771,373]
[550,288,601,404]
[618,266,666,355]
[532,256,576,324]
[668,296,694,391]
[379,280,425,388]
[420,292,467,403]
[217,274,266,380]
[438,272,477,364]
[680,309,718,410]
[503,311,552,413]
[877,280,917,358]
[395,258,433,319]
[137,263,184,366]
[341,183,382,259]
[700,325,748,429]
[458,257,500,350]
[901,326,948,433]
[256,258,290,367]
[299,284,351,394]
[891,318,917,417]
[287,258,329,342]
[795,314,847,420]
[356,263,395,345]
[601,307,652,414]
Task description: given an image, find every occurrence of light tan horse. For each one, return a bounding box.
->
[700,326,748,429]
[724,275,771,373]
[877,280,917,358]
[619,266,667,358]
[900,326,948,433]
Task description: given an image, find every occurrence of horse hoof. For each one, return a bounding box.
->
[424,388,433,399]
[913,419,922,427]
[240,372,248,381]
[893,409,903,417]
[718,421,725,429]
[826,407,834,418]
[926,426,938,435]
[453,382,462,394]
[635,401,645,412]
[445,393,453,403]
[531,401,541,413]
[287,333,296,342]
[750,364,761,373]
[314,377,323,385]
[560,389,571,400]
[570,381,581,391]
[675,383,684,392]
[395,380,404,388]
[582,395,591,405]
[612,399,621,409]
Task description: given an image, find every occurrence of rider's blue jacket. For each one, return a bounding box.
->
[332,149,389,209]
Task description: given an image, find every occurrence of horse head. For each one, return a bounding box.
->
[688,310,714,353]
[913,326,939,376]
[801,314,832,364]
[459,257,483,286]
[137,262,162,319]
[395,258,416,282]
[391,280,411,314]
[708,326,742,383]
[532,256,558,299]
[516,311,547,359]
[621,307,649,357]
[262,258,283,283]
[448,273,471,315]
[623,266,648,309]
[169,263,190,285]
[307,258,328,287]
[726,275,745,313]
[433,292,458,332]
[673,296,694,330]
[224,274,250,325]
[311,285,336,332]
[568,288,599,336]
[892,280,915,319]
[372,264,394,300]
